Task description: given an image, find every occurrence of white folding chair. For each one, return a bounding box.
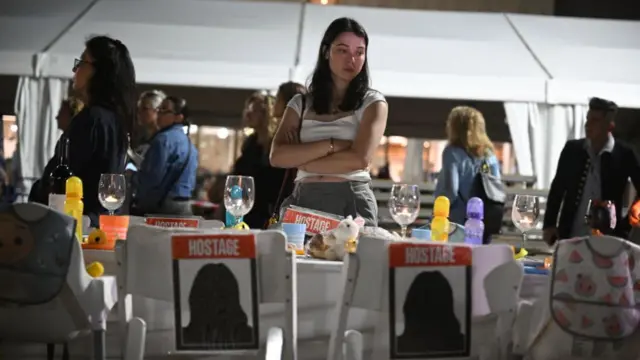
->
[327,236,520,360]
[0,203,117,360]
[116,224,297,359]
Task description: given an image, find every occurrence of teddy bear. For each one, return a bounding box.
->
[307,216,364,261]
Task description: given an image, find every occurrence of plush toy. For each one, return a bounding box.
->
[307,216,364,261]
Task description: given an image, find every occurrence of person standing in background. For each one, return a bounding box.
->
[55,97,84,132]
[134,96,197,215]
[29,35,137,226]
[434,106,500,225]
[223,83,306,228]
[129,90,166,167]
[543,97,640,244]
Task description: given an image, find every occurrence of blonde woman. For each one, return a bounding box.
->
[434,106,500,224]
[231,88,304,228]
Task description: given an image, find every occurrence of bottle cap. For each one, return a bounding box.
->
[66,176,83,198]
[467,197,484,220]
[433,196,450,217]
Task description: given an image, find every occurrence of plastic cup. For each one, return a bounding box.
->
[282,223,306,255]
[411,228,431,241]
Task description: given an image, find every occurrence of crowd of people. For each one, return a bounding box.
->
[8,16,638,238]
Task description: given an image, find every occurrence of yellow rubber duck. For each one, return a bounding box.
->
[232,222,250,230]
[87,228,108,245]
[86,261,104,277]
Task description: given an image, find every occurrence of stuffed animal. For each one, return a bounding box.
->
[307,216,364,261]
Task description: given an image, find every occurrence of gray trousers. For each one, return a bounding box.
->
[156,198,193,216]
[280,181,378,227]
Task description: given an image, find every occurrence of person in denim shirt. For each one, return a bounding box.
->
[435,106,500,225]
[134,96,197,215]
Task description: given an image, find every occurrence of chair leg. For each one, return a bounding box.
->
[62,343,69,360]
[47,343,55,360]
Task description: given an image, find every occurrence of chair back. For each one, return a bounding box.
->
[0,202,92,343]
[523,235,640,360]
[120,224,297,358]
[327,236,519,360]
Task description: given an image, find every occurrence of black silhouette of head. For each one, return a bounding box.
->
[397,271,464,354]
[182,263,253,347]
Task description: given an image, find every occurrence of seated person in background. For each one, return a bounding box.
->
[133,96,197,216]
[434,106,500,225]
[29,36,136,226]
[543,97,640,245]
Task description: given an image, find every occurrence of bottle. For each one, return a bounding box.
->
[49,136,73,212]
[431,196,450,242]
[464,197,484,245]
[64,176,84,242]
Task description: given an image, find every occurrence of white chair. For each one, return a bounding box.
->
[116,224,297,359]
[514,235,640,360]
[0,203,118,360]
[327,237,521,360]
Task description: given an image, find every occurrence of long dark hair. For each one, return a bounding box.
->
[84,35,137,149]
[308,17,370,115]
[183,263,253,345]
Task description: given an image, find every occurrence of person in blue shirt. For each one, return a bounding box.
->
[133,96,198,215]
[434,106,500,225]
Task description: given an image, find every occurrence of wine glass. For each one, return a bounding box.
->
[389,184,420,239]
[224,175,255,226]
[98,173,127,215]
[511,195,540,247]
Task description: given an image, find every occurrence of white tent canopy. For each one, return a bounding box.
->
[41,0,303,90]
[508,14,640,108]
[0,0,93,76]
[1,0,639,105]
[294,5,549,102]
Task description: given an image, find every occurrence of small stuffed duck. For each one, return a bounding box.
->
[307,216,364,261]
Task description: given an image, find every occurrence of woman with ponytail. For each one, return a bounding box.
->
[133,96,198,215]
[434,106,500,225]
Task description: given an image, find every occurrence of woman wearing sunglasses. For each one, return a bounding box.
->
[29,35,136,226]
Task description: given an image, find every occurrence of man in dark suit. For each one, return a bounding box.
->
[543,97,640,245]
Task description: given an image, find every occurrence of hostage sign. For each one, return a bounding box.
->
[281,207,341,235]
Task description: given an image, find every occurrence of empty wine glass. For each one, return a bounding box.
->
[511,195,540,246]
[98,173,126,215]
[389,184,420,239]
[224,175,255,226]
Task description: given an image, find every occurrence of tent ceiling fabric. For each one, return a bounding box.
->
[508,14,640,108]
[293,4,549,102]
[0,0,93,76]
[44,0,302,89]
[1,0,639,107]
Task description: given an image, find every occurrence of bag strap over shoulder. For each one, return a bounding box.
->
[268,96,306,227]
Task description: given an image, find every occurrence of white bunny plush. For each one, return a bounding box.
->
[307,216,364,261]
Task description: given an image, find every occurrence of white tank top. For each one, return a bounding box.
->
[286,90,386,182]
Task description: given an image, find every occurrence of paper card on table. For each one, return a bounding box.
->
[171,233,260,351]
[388,242,472,359]
[146,217,200,229]
[281,205,342,235]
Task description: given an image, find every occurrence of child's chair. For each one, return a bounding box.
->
[513,235,640,360]
[327,236,521,360]
[116,224,297,359]
[0,203,118,360]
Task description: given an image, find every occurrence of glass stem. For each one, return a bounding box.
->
[400,226,407,239]
[521,230,528,248]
